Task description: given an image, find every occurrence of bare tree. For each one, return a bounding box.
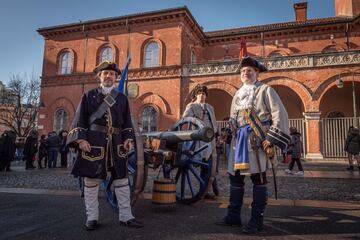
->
[0,72,40,137]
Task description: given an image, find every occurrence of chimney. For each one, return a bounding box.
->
[335,0,360,17]
[294,2,307,21]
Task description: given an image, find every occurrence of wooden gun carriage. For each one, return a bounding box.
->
[101,116,217,209]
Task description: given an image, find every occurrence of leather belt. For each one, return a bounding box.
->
[89,124,121,134]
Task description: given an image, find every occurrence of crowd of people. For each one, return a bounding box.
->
[0,129,74,171]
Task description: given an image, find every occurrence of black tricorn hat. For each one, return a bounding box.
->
[239,57,267,72]
[192,84,208,100]
[93,61,121,75]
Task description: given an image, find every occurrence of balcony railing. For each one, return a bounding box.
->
[182,50,360,76]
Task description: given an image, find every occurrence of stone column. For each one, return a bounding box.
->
[303,111,323,159]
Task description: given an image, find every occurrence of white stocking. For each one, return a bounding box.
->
[114,178,134,222]
[84,177,101,221]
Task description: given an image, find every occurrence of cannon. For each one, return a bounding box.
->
[101,116,217,209]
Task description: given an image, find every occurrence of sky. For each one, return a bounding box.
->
[0,0,335,85]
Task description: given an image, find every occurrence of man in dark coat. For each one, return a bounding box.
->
[67,61,143,230]
[38,134,48,169]
[284,127,304,175]
[345,126,360,171]
[0,130,17,171]
[46,131,61,168]
[23,129,39,170]
[59,130,69,168]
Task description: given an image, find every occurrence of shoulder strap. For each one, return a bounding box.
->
[89,89,119,125]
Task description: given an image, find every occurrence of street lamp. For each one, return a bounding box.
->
[337,71,358,127]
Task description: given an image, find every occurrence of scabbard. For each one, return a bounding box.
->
[250,134,264,183]
[269,157,278,199]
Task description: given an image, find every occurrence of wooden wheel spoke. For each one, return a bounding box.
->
[180,168,186,199]
[186,171,195,197]
[188,164,204,186]
[189,159,209,168]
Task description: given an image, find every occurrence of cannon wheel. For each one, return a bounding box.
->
[162,117,217,204]
[128,115,148,206]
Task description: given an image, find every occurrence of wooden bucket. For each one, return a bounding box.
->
[152,179,176,205]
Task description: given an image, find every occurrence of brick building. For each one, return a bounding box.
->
[37,0,360,159]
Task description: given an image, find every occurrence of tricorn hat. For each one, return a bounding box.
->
[93,61,121,75]
[192,84,208,100]
[239,57,267,72]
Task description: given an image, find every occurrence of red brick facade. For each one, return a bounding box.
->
[37,2,360,159]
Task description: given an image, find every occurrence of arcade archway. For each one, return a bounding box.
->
[206,89,233,120]
[272,85,305,118]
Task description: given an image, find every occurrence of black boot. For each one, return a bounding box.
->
[216,177,244,227]
[85,220,98,231]
[242,185,268,234]
[347,166,354,171]
[212,178,219,196]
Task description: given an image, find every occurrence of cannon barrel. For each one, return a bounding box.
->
[142,127,214,144]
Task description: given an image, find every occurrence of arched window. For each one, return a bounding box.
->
[322,46,338,53]
[191,50,196,64]
[327,111,345,118]
[59,51,73,75]
[144,42,160,67]
[268,51,283,58]
[53,109,68,133]
[141,106,157,132]
[99,46,113,63]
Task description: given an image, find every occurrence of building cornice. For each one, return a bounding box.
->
[37,7,360,45]
[41,65,182,86]
[204,15,360,44]
[37,6,205,39]
[41,50,360,86]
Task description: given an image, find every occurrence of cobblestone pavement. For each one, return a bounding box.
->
[1,159,360,203]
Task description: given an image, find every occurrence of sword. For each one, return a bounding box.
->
[272,161,278,199]
[242,109,278,199]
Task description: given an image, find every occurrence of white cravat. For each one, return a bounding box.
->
[236,82,257,111]
[101,85,114,95]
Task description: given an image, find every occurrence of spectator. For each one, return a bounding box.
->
[59,130,69,168]
[0,130,17,172]
[46,131,61,168]
[344,126,360,171]
[284,127,304,175]
[23,129,39,170]
[38,134,48,169]
[15,137,25,161]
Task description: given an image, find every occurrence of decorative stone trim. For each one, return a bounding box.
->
[183,50,360,76]
[182,61,239,77]
[128,66,181,80]
[42,73,95,86]
[305,153,324,159]
[303,111,321,120]
[42,51,360,85]
[265,56,311,70]
[42,65,181,86]
[314,52,360,66]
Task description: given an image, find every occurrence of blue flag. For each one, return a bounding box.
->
[117,57,131,96]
